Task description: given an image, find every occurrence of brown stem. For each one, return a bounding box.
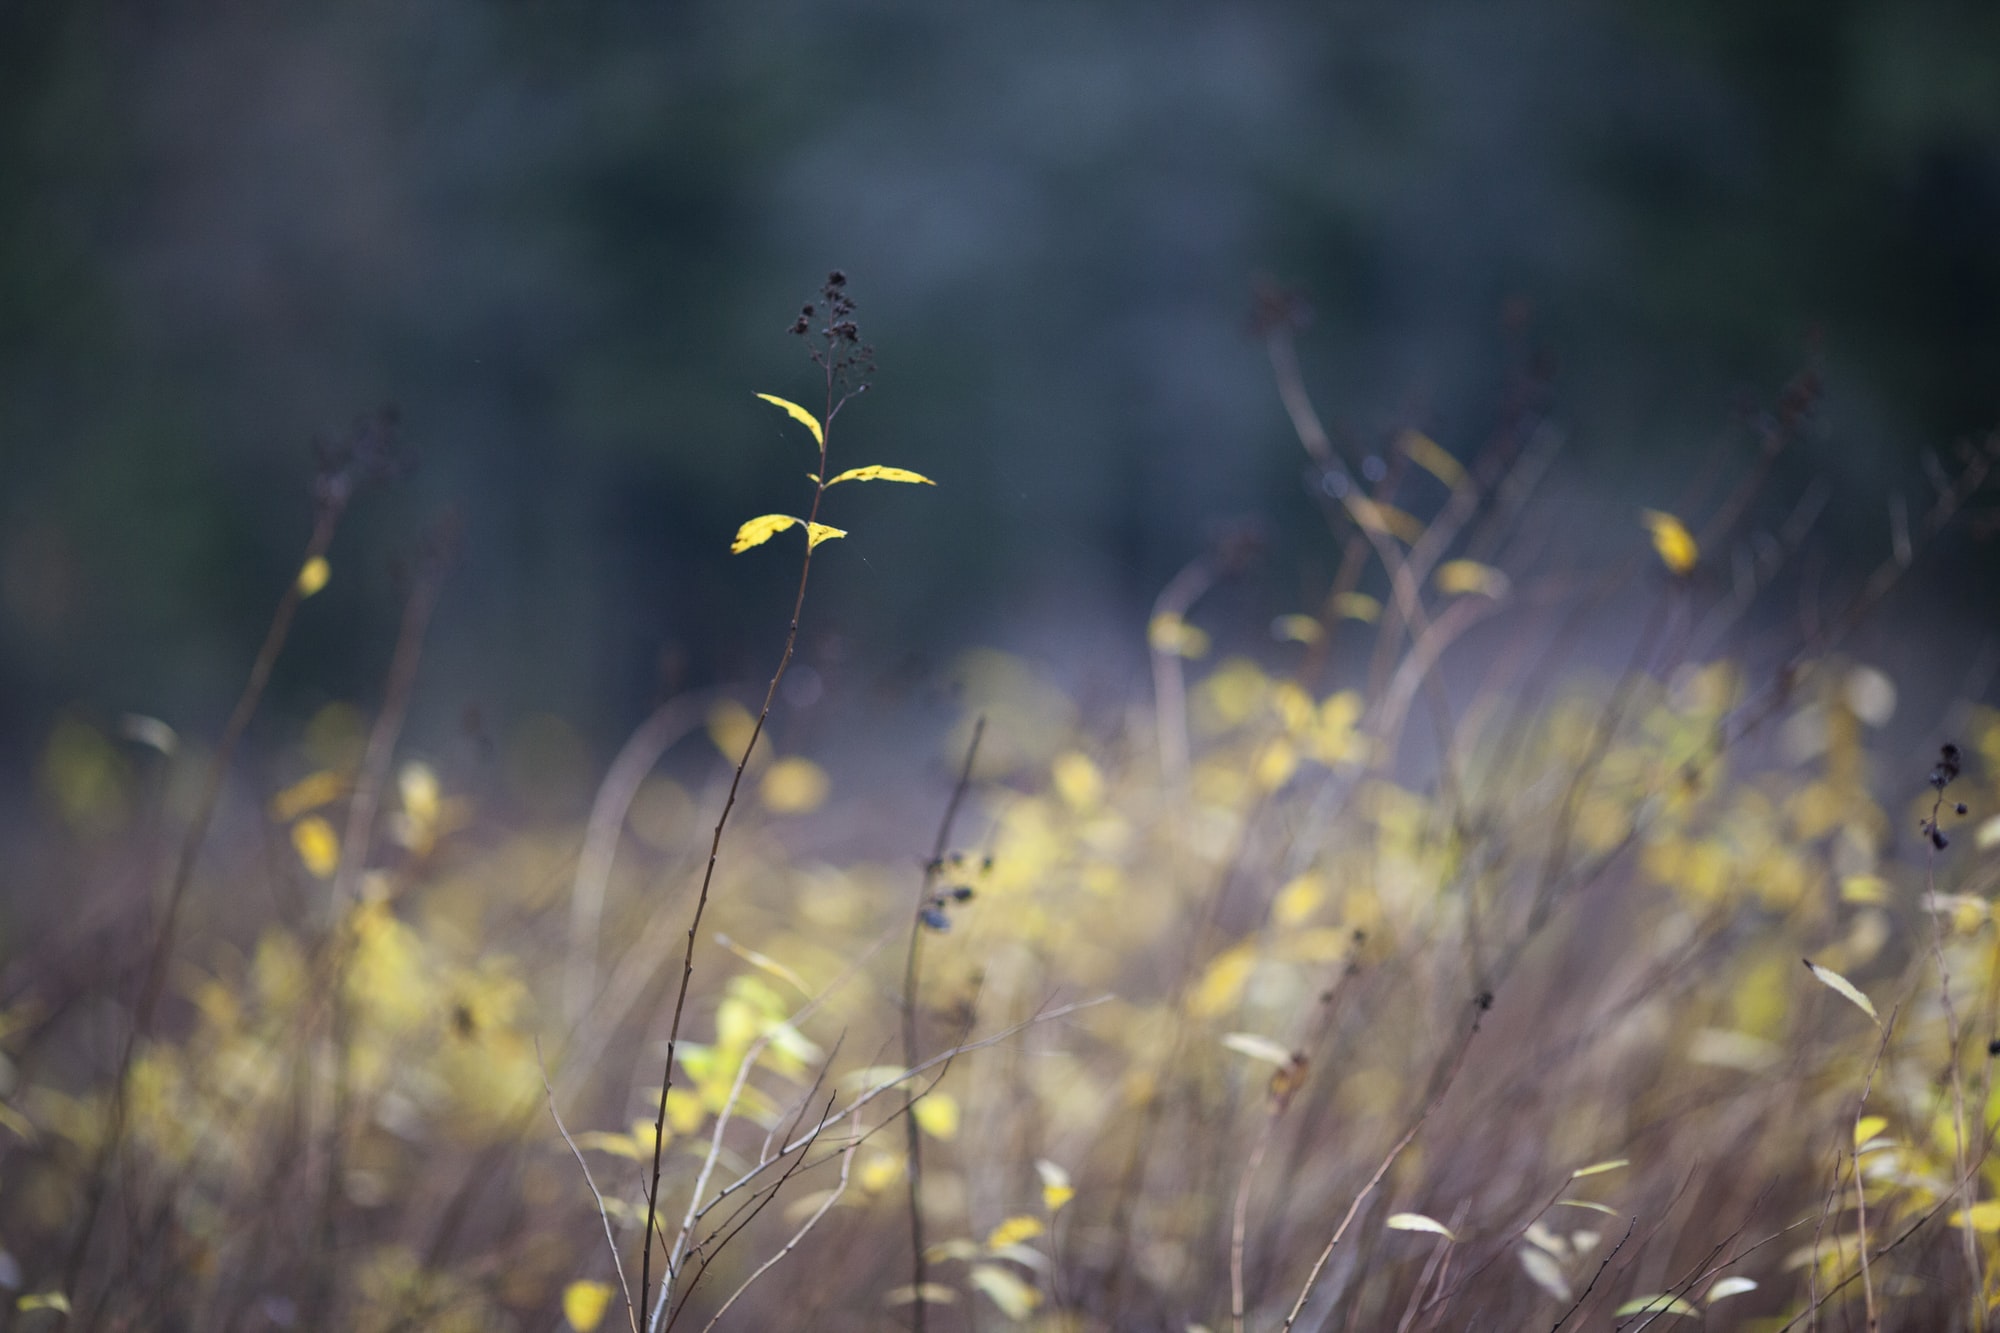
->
[640,368,850,1332]
[63,493,349,1300]
[901,716,986,1333]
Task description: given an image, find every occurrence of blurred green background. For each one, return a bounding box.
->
[4,0,1997,759]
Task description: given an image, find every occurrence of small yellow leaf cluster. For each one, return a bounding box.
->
[296,555,331,597]
[1640,508,1699,575]
[560,1280,614,1332]
[732,393,933,554]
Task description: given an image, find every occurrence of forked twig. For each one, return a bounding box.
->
[540,1042,639,1333]
[1282,996,1489,1330]
[698,1107,860,1331]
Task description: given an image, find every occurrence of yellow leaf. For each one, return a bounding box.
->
[1434,560,1509,599]
[1569,1158,1629,1180]
[884,1284,959,1306]
[1706,1277,1758,1303]
[1840,874,1889,904]
[1553,1199,1620,1216]
[805,522,847,550]
[1854,1115,1888,1147]
[1640,509,1699,575]
[291,816,340,879]
[1273,873,1325,927]
[913,1092,959,1140]
[1952,1201,2000,1232]
[1253,738,1299,791]
[1804,958,1880,1024]
[755,392,824,446]
[731,513,800,554]
[398,762,441,828]
[1270,613,1322,644]
[0,1099,35,1143]
[706,700,759,763]
[1399,431,1466,488]
[969,1264,1041,1320]
[1519,1247,1571,1301]
[1035,1159,1074,1213]
[761,756,831,814]
[1386,1212,1456,1241]
[1346,497,1425,543]
[561,1279,614,1332]
[16,1293,70,1315]
[859,1151,904,1193]
[1222,1033,1295,1066]
[296,556,331,597]
[270,769,347,822]
[664,1090,706,1135]
[574,1130,647,1160]
[825,465,936,486]
[1189,946,1254,1017]
[1149,612,1210,658]
[1331,592,1381,623]
[986,1216,1045,1249]
[1051,751,1105,812]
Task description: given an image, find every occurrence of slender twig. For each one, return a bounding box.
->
[639,353,856,1331]
[63,465,360,1298]
[1282,995,1489,1331]
[1230,1109,1282,1333]
[681,998,1110,1232]
[1922,754,1982,1330]
[698,1107,860,1331]
[565,693,717,1024]
[540,1042,640,1333]
[1547,1218,1636,1333]
[1852,1008,1898,1333]
[665,1092,835,1331]
[1150,558,1215,785]
[900,716,985,1333]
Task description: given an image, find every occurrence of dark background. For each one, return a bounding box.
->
[4,0,1998,764]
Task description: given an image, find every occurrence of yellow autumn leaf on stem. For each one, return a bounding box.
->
[1148,612,1210,658]
[1640,509,1699,575]
[1951,1201,2000,1232]
[1803,958,1879,1024]
[986,1216,1044,1249]
[825,465,936,487]
[296,556,331,597]
[731,514,800,554]
[912,1091,960,1140]
[270,770,346,822]
[1399,430,1466,488]
[969,1264,1041,1320]
[1331,592,1381,623]
[291,816,339,879]
[561,1279,614,1332]
[1386,1212,1457,1241]
[1434,560,1510,599]
[1270,613,1323,644]
[755,392,824,446]
[1035,1158,1075,1212]
[805,522,847,550]
[1346,496,1426,544]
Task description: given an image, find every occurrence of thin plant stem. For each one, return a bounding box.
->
[639,352,857,1332]
[62,487,352,1299]
[900,716,985,1333]
[1282,996,1489,1331]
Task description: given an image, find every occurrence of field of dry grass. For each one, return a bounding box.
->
[6,287,2000,1332]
